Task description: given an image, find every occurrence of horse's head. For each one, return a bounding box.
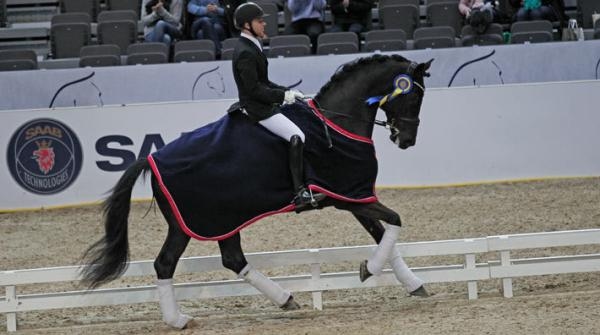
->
[372,59,433,149]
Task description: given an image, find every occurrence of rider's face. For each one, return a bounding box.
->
[249,17,266,38]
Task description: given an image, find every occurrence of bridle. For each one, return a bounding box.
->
[311,62,425,135]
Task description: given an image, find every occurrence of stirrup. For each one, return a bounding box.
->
[294,188,325,209]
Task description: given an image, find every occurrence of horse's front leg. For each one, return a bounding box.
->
[218,233,300,310]
[335,201,405,281]
[353,213,428,296]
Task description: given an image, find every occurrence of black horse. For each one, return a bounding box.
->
[81,54,433,329]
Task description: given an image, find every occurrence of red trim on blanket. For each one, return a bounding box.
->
[308,184,378,203]
[148,154,296,241]
[307,99,374,144]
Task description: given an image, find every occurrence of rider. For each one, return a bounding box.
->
[232,2,323,209]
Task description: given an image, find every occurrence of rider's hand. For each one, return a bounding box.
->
[283,90,304,104]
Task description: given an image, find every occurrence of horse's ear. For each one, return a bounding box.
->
[417,59,434,77]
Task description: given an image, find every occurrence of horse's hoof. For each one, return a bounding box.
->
[182,319,200,330]
[281,296,301,310]
[359,260,372,282]
[409,285,430,297]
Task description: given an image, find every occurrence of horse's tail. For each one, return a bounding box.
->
[80,157,151,289]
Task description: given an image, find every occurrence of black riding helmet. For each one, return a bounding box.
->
[234,2,264,30]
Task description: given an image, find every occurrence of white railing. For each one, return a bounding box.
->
[2,229,600,332]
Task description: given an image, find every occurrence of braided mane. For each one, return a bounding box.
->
[314,54,410,100]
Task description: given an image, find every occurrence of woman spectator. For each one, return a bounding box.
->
[328,0,374,35]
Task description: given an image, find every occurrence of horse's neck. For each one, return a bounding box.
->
[316,81,378,139]
[315,63,400,139]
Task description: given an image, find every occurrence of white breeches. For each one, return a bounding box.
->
[259,113,305,142]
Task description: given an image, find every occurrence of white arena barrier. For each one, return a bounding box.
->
[1,229,600,332]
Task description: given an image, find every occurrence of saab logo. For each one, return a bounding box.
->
[7,119,83,195]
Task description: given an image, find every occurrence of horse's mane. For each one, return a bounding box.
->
[314,54,410,100]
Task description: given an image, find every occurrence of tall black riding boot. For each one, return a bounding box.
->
[289,135,324,209]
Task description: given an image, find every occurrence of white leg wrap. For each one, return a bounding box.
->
[367,225,401,276]
[239,264,290,307]
[156,279,192,329]
[391,248,424,293]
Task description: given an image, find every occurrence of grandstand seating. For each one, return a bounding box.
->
[173,39,215,62]
[106,0,141,18]
[511,20,554,44]
[220,37,237,60]
[1,0,7,28]
[126,42,168,65]
[413,26,456,49]
[363,28,407,51]
[461,23,504,46]
[578,0,600,28]
[268,34,311,58]
[595,19,600,39]
[379,4,420,39]
[50,13,91,58]
[426,1,464,37]
[261,2,279,38]
[79,44,121,67]
[97,10,138,54]
[0,0,594,68]
[0,48,37,70]
[316,31,359,55]
[60,0,100,22]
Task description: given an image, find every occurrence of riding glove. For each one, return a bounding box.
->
[283,90,304,105]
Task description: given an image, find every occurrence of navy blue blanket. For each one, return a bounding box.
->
[149,101,378,240]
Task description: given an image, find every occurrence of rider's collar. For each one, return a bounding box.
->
[241,32,262,51]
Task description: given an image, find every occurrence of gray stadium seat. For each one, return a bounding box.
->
[107,0,141,18]
[595,19,600,39]
[50,13,92,59]
[126,42,169,65]
[378,5,420,39]
[174,40,216,62]
[79,44,121,67]
[268,34,311,58]
[578,0,600,29]
[97,10,138,54]
[261,2,280,38]
[461,23,504,46]
[220,37,238,60]
[413,26,456,49]
[363,29,407,52]
[0,49,38,71]
[510,20,553,44]
[0,0,7,28]
[60,0,100,22]
[379,0,419,6]
[316,32,359,55]
[426,1,464,37]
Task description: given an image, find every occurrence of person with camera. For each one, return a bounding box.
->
[231,2,324,209]
[141,0,183,45]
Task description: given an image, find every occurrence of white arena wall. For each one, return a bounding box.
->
[1,80,599,211]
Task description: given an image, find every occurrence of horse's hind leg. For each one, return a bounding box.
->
[153,181,193,329]
[218,233,300,310]
[353,213,428,297]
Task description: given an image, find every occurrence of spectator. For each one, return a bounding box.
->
[141,0,183,45]
[460,0,510,33]
[188,0,227,55]
[328,0,374,35]
[460,0,493,33]
[509,0,566,23]
[221,0,245,37]
[285,0,326,52]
